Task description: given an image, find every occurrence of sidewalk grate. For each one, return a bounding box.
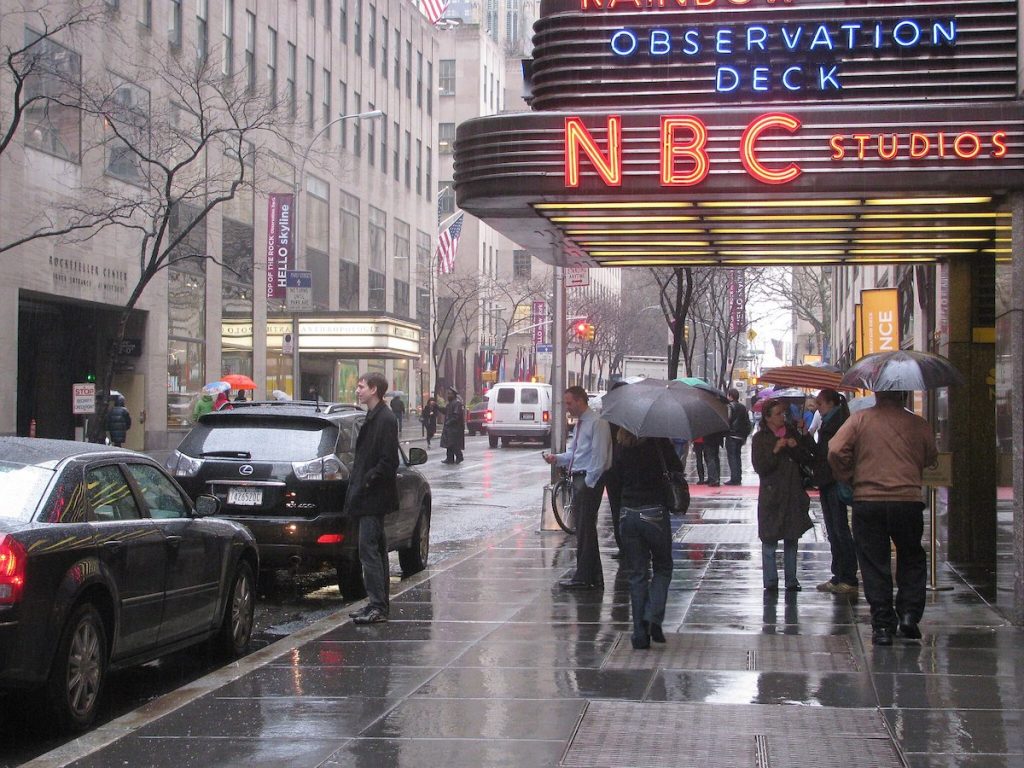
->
[561,701,902,768]
[603,633,859,673]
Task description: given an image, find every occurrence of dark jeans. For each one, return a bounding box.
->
[725,437,743,483]
[446,447,464,463]
[851,500,926,630]
[692,444,706,482]
[704,444,721,485]
[820,483,858,586]
[761,539,799,589]
[620,505,673,645]
[572,473,606,586]
[605,471,623,553]
[358,515,390,614]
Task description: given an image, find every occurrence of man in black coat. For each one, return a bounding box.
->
[438,387,465,464]
[346,372,400,624]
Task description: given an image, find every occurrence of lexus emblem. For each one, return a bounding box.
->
[239,465,254,476]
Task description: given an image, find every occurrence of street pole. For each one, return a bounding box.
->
[290,110,383,398]
[551,249,567,483]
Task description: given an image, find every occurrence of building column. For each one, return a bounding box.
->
[945,255,997,564]
[1011,193,1024,626]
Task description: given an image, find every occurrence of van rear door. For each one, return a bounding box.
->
[489,386,518,427]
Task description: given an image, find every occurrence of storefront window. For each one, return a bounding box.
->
[167,339,205,428]
[222,179,254,378]
[167,204,207,426]
[334,359,360,403]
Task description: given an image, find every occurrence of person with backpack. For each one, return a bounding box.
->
[726,388,752,485]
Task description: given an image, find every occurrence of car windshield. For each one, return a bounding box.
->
[0,461,54,522]
[178,417,341,462]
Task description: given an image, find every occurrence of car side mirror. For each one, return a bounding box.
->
[194,494,221,517]
[406,447,428,466]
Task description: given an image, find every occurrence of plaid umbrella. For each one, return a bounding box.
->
[760,365,854,391]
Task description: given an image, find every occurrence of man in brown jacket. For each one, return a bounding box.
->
[828,390,938,646]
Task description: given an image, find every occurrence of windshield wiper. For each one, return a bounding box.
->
[199,450,252,459]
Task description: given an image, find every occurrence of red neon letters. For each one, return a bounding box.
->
[828,130,1009,161]
[564,111,803,187]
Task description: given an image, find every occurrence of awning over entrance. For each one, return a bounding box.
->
[223,315,422,359]
[454,103,1021,267]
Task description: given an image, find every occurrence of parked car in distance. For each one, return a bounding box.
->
[486,382,553,448]
[166,401,431,600]
[0,438,258,732]
[466,401,492,436]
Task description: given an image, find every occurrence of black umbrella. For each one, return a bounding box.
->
[841,350,966,391]
[600,378,730,440]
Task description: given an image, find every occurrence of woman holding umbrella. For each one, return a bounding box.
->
[751,399,814,591]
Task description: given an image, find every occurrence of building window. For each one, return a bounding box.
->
[353,0,362,56]
[353,91,362,156]
[393,28,400,88]
[416,285,429,330]
[245,11,256,91]
[308,0,315,16]
[381,18,388,78]
[415,139,422,195]
[426,60,433,114]
[393,219,410,317]
[506,0,519,46]
[392,120,399,181]
[322,69,331,135]
[403,130,411,188]
[167,204,207,428]
[267,27,277,104]
[513,250,531,279]
[305,56,314,127]
[486,0,498,39]
[286,42,296,117]
[338,259,359,310]
[196,0,208,63]
[368,5,376,68]
[367,103,376,166]
[221,180,254,379]
[416,230,430,326]
[324,0,332,29]
[416,51,423,107]
[425,150,432,200]
[139,0,152,28]
[438,182,455,218]
[439,122,454,154]
[104,80,149,185]
[339,190,360,310]
[221,0,234,76]
[338,80,347,147]
[404,40,411,96]
[439,59,455,95]
[339,0,347,42]
[168,0,182,46]
[306,176,330,310]
[23,30,81,162]
[368,206,386,310]
[380,114,387,174]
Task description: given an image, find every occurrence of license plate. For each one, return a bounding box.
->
[520,412,534,420]
[228,487,263,506]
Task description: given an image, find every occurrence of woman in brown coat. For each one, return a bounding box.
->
[751,399,814,591]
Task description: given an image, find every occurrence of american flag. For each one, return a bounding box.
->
[436,213,464,275]
[420,0,449,24]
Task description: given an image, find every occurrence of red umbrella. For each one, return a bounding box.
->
[759,365,854,391]
[221,373,257,390]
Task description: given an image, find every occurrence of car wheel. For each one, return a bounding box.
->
[488,434,498,448]
[47,602,107,732]
[399,502,431,576]
[500,436,510,447]
[336,557,367,600]
[467,427,476,436]
[215,560,255,657]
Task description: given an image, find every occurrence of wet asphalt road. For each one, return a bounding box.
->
[0,435,553,766]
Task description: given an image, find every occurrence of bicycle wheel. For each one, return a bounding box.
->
[550,479,577,534]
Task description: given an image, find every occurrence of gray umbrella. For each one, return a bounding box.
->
[599,378,730,440]
[841,350,966,391]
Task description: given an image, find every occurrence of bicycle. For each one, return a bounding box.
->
[549,466,578,534]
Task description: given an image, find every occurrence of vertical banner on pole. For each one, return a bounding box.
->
[266,193,294,300]
[532,300,547,346]
[861,288,900,354]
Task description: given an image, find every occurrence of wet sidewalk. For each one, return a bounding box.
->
[28,490,1024,768]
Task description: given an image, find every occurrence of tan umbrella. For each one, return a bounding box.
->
[759,365,855,391]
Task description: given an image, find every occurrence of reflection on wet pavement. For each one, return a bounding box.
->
[40,450,1024,768]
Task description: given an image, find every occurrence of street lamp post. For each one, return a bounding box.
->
[290,109,383,397]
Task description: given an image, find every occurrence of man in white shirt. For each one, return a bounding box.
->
[544,386,613,589]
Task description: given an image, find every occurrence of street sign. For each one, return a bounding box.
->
[286,270,313,311]
[536,343,553,353]
[282,332,294,355]
[72,383,96,415]
[565,263,590,288]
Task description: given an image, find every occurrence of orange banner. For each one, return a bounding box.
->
[861,288,900,354]
[855,304,863,361]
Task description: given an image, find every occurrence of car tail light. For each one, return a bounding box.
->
[542,410,550,423]
[292,456,346,481]
[317,534,345,545]
[166,450,203,478]
[485,410,493,422]
[0,535,26,605]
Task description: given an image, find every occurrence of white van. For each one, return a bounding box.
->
[486,382,552,448]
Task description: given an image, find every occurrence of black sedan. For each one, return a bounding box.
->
[0,438,259,732]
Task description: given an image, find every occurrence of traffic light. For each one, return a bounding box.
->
[85,372,96,383]
[585,323,595,342]
[574,320,588,338]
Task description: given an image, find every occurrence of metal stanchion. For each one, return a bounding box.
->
[926,461,955,591]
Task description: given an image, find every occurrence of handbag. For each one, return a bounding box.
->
[658,448,690,515]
